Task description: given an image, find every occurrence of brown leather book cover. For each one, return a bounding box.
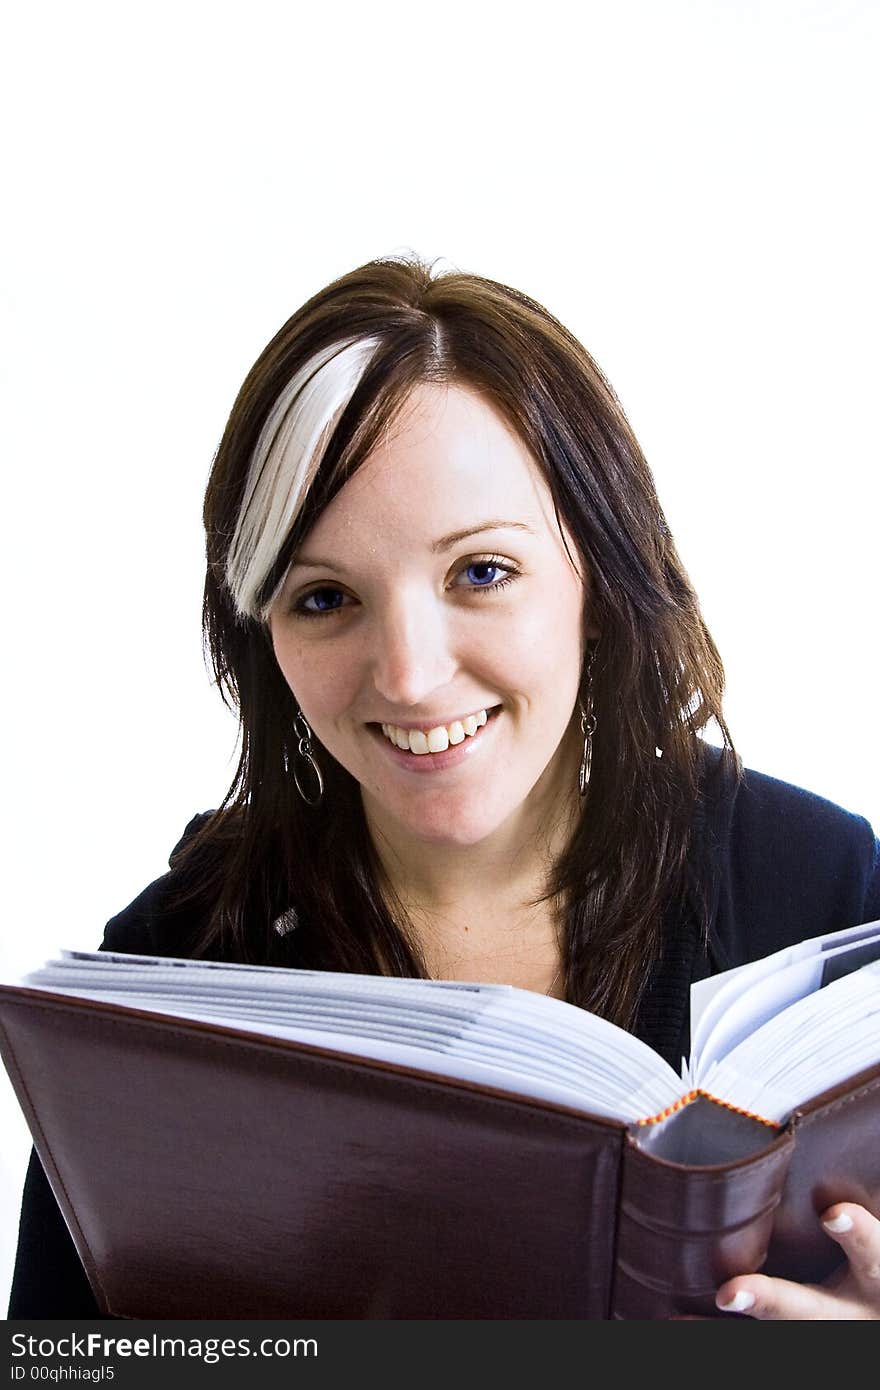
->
[1,986,878,1320]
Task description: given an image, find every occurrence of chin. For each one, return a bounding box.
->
[389,796,514,849]
[413,822,500,849]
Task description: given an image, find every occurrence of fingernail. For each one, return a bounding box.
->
[716,1289,756,1313]
[823,1212,854,1233]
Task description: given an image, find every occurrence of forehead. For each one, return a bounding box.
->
[310,382,560,547]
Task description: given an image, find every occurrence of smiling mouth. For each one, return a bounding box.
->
[370,706,501,756]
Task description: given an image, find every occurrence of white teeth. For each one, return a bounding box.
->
[379,708,493,754]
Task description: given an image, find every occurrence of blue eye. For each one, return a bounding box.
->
[291,556,520,621]
[465,561,502,586]
[457,556,519,595]
[298,587,347,615]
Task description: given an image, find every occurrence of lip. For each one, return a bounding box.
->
[368,707,501,774]
[374,707,497,733]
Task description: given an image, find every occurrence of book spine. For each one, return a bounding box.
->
[611,1132,796,1319]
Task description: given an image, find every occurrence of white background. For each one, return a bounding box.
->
[1,0,878,1309]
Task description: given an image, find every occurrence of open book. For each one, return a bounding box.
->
[1,920,879,1320]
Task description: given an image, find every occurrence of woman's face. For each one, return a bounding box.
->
[268,382,596,850]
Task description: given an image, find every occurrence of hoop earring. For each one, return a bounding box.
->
[292,708,324,807]
[578,645,598,797]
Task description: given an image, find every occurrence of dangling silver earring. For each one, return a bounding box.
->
[578,645,598,797]
[292,708,324,806]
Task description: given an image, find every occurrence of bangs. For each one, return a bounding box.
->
[225,336,381,621]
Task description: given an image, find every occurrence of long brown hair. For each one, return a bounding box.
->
[180,253,738,1031]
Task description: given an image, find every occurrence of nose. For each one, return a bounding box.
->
[370,598,457,709]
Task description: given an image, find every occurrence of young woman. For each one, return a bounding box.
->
[10,255,880,1319]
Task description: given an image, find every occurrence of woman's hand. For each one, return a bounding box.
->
[715,1203,880,1319]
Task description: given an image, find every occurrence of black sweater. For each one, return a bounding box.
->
[8,753,880,1317]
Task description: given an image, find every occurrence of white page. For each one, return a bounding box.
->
[693,935,880,1073]
[690,919,880,1062]
[14,951,682,1123]
[53,950,501,1001]
[695,961,880,1122]
[29,951,669,1084]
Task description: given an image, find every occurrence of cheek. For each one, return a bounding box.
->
[270,632,300,695]
[271,631,362,730]
[271,631,326,709]
[504,586,584,680]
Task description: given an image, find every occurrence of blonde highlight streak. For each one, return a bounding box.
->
[226,336,381,620]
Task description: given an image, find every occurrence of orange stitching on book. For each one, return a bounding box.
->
[635,1088,776,1128]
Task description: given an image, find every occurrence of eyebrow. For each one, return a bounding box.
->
[431,520,536,552]
[291,520,536,571]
